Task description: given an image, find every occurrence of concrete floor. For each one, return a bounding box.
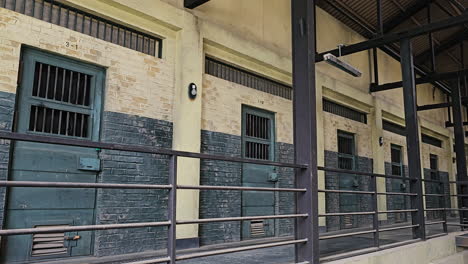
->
[177,219,462,264]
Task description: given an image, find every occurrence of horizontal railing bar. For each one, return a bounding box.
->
[0,132,306,168]
[445,208,468,211]
[449,181,468,185]
[0,181,172,190]
[378,209,418,214]
[124,257,172,264]
[319,230,376,240]
[426,233,448,239]
[447,223,468,227]
[318,166,413,181]
[0,221,171,236]
[425,221,446,226]
[318,189,374,195]
[377,192,417,196]
[379,224,419,232]
[421,178,445,183]
[424,193,445,197]
[450,194,468,197]
[424,208,446,211]
[175,239,308,260]
[176,214,308,225]
[319,212,375,217]
[319,247,379,263]
[177,185,306,192]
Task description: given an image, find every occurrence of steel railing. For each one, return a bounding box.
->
[0,131,466,263]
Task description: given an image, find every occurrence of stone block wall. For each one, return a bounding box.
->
[199,130,295,245]
[325,150,373,231]
[0,91,15,230]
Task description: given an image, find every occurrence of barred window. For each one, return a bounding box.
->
[1,0,163,57]
[205,57,292,100]
[383,120,406,137]
[323,99,367,124]
[422,134,442,148]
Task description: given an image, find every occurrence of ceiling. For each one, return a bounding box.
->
[317,0,468,92]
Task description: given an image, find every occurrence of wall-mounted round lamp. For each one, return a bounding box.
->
[188,83,197,100]
[379,136,384,146]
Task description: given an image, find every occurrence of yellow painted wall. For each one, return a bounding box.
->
[0,0,462,240]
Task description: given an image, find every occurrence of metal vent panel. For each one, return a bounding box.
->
[383,120,406,136]
[250,221,265,237]
[31,225,68,257]
[323,99,367,124]
[205,57,292,99]
[1,0,162,58]
[422,134,442,148]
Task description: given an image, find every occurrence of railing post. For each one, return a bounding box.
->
[167,155,178,263]
[400,38,426,240]
[291,0,319,263]
[452,77,468,229]
[371,175,380,247]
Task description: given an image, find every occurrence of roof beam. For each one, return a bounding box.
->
[370,68,468,92]
[184,0,210,9]
[415,30,468,63]
[383,0,435,32]
[316,12,468,62]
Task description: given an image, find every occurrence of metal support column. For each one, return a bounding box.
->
[400,38,426,240]
[291,0,318,262]
[452,78,468,227]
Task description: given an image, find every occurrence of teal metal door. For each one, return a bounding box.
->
[241,106,276,239]
[390,145,408,223]
[1,48,104,263]
[337,131,359,229]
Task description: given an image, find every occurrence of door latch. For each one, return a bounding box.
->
[64,235,81,241]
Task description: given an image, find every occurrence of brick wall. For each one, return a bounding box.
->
[199,130,295,245]
[95,111,173,256]
[0,91,15,229]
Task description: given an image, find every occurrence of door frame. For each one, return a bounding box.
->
[2,47,106,261]
[240,105,276,240]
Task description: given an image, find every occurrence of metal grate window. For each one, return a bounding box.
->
[323,99,367,124]
[422,134,442,148]
[337,131,355,170]
[245,113,270,140]
[33,62,91,106]
[1,0,162,58]
[391,144,403,176]
[29,105,89,138]
[31,225,68,257]
[383,120,406,137]
[205,57,292,100]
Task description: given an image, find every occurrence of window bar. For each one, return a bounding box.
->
[65,7,69,28]
[123,29,126,48]
[60,68,66,101]
[58,110,62,135]
[80,114,85,137]
[74,10,77,31]
[41,107,46,133]
[53,66,58,100]
[49,0,53,23]
[35,63,43,97]
[22,0,26,14]
[33,106,39,131]
[73,112,77,136]
[44,64,51,99]
[31,0,36,17]
[83,75,88,106]
[51,108,55,134]
[65,111,69,136]
[75,72,80,104]
[68,71,73,103]
[167,155,177,264]
[96,20,100,38]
